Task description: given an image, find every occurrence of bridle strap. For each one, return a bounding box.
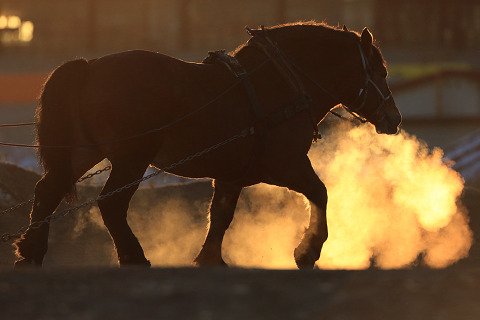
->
[203,49,265,120]
[345,42,392,123]
[247,27,371,125]
[368,78,392,102]
[246,26,308,98]
[246,26,320,139]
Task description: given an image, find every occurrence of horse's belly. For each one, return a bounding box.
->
[150,133,256,181]
[150,153,204,178]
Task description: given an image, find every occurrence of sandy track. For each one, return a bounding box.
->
[1,266,479,320]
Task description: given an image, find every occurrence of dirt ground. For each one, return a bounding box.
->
[1,163,479,319]
[1,267,479,320]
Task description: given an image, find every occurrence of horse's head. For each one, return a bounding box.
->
[266,22,402,134]
[248,23,401,134]
[341,27,402,135]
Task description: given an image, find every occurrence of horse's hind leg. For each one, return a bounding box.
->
[14,170,73,267]
[97,158,151,267]
[267,155,328,270]
[194,180,242,267]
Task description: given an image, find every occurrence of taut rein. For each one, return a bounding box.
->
[204,30,320,143]
[245,26,392,126]
[205,25,394,147]
[347,42,393,123]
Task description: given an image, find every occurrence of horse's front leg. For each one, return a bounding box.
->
[194,180,242,267]
[267,155,328,270]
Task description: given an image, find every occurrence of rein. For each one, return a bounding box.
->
[0,59,270,149]
[347,42,393,123]
[0,122,36,128]
[0,26,391,150]
[246,26,392,127]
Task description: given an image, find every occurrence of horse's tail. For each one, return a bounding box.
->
[36,59,89,199]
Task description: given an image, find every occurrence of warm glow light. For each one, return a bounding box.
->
[7,16,21,29]
[0,15,34,44]
[0,16,7,29]
[224,123,472,269]
[74,123,472,270]
[19,21,34,42]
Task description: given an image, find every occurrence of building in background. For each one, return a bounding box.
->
[0,0,479,178]
[0,0,478,65]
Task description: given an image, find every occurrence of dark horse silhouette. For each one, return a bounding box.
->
[14,22,401,269]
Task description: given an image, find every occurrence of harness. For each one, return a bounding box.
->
[203,30,319,145]
[203,26,393,183]
[347,42,393,123]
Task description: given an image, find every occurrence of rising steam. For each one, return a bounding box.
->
[310,122,472,269]
[223,122,472,269]
[75,122,472,269]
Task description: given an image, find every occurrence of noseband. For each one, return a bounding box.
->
[206,26,393,143]
[247,26,392,125]
[201,26,393,183]
[346,42,393,123]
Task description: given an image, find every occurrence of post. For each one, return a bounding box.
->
[276,0,287,24]
[86,0,97,53]
[177,0,191,52]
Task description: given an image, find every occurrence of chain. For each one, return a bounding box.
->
[0,59,267,216]
[0,128,252,243]
[76,165,112,182]
[0,199,34,217]
[0,165,112,217]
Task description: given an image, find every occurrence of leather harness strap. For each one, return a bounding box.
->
[203,35,320,142]
[245,26,320,140]
[203,50,264,122]
[246,27,308,98]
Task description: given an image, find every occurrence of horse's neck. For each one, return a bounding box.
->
[234,38,338,125]
[268,32,345,123]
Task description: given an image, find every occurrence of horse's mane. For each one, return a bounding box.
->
[233,20,385,67]
[268,20,349,35]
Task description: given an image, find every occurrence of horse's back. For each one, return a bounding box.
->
[77,50,253,175]
[80,50,214,139]
[85,50,203,106]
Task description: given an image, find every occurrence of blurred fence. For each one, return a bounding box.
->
[445,130,480,182]
[391,70,480,121]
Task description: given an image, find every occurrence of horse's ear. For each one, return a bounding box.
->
[342,25,349,32]
[361,27,373,55]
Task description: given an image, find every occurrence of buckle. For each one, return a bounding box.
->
[235,69,248,79]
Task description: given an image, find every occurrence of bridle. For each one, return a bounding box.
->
[247,26,393,126]
[346,42,393,124]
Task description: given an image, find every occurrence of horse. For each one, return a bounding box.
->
[13,22,401,269]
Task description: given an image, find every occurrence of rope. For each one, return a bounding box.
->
[0,165,112,217]
[328,109,365,123]
[0,59,269,149]
[0,127,253,243]
[0,122,36,128]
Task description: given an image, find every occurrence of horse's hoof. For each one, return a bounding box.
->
[119,257,151,268]
[194,260,229,268]
[294,239,321,270]
[294,249,317,270]
[14,258,41,270]
[194,254,228,268]
[294,233,323,270]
